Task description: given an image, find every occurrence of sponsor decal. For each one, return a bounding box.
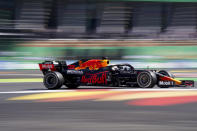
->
[159,76,181,85]
[75,60,105,70]
[39,64,55,71]
[68,65,75,69]
[81,71,108,84]
[67,70,83,75]
[158,81,173,85]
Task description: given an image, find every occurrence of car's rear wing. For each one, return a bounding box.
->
[39,63,56,71]
[39,61,67,74]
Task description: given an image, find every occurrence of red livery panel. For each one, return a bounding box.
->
[68,65,75,69]
[39,64,56,71]
[81,71,108,84]
[75,59,108,70]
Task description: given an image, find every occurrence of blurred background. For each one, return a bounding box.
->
[1,0,197,69]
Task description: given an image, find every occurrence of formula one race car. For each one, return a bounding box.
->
[39,58,194,89]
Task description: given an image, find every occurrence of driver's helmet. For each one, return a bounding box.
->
[112,66,118,71]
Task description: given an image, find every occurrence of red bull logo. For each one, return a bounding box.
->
[39,64,56,71]
[75,59,109,70]
[81,71,108,84]
[68,65,75,69]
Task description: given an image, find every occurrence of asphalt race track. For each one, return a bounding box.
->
[1,70,197,131]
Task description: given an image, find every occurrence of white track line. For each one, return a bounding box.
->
[110,88,197,91]
[0,90,75,94]
[0,82,41,83]
[1,88,197,94]
[0,74,42,76]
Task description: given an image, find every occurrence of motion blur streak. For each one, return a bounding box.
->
[96,91,197,101]
[1,0,197,131]
[8,90,124,101]
[38,91,136,102]
[128,96,197,106]
[7,90,197,107]
[0,78,42,83]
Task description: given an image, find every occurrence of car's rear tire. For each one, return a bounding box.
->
[157,70,174,88]
[43,71,64,90]
[137,71,157,88]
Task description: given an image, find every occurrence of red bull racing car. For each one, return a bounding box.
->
[39,58,194,89]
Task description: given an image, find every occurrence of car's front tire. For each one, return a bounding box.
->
[137,71,157,88]
[43,71,64,89]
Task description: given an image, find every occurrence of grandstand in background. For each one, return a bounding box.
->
[0,0,197,39]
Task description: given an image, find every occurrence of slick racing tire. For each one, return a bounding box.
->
[157,70,174,88]
[65,83,80,89]
[137,71,157,88]
[44,71,64,90]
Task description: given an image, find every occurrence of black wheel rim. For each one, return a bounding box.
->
[139,73,151,87]
[46,75,57,86]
